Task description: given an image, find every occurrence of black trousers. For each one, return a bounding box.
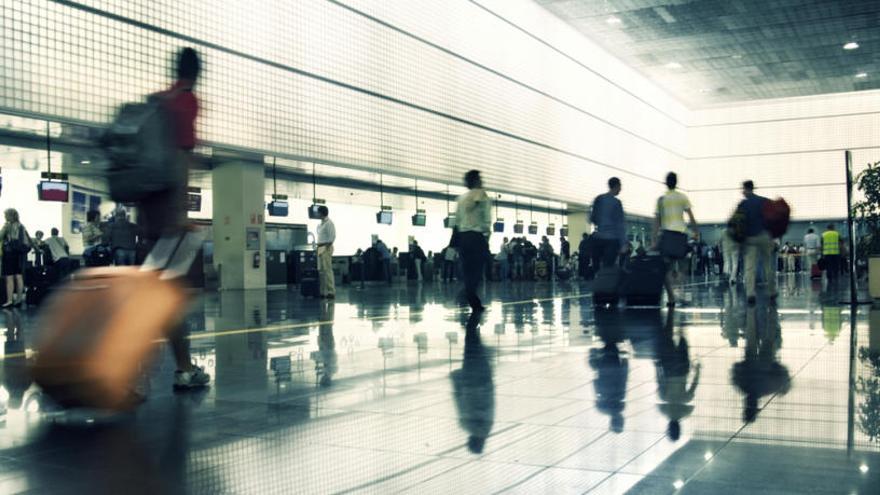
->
[458,232,488,310]
[592,238,620,269]
[824,255,841,282]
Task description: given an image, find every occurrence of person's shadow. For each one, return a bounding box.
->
[732,305,790,423]
[654,310,700,441]
[589,310,628,433]
[451,313,495,454]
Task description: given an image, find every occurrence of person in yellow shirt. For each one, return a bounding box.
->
[821,224,841,285]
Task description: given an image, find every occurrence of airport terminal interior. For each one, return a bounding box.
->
[1,0,880,493]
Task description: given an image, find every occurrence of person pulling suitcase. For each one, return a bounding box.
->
[33,48,210,411]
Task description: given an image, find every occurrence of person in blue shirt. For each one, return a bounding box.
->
[737,180,776,305]
[590,177,626,269]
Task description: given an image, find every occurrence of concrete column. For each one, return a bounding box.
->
[567,211,589,248]
[212,159,266,290]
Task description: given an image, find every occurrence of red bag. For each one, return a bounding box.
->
[811,263,822,279]
[763,198,790,239]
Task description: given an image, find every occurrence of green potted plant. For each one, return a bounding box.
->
[854,160,880,299]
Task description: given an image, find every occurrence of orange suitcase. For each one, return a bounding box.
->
[32,267,189,410]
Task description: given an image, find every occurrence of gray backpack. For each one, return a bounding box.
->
[101,95,178,203]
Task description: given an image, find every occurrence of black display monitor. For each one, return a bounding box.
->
[513,222,524,234]
[411,213,426,226]
[308,204,322,219]
[546,226,556,236]
[268,200,289,217]
[376,210,393,225]
[560,227,569,237]
[528,224,538,235]
[443,215,456,228]
[187,193,202,212]
[37,181,69,202]
[493,221,505,233]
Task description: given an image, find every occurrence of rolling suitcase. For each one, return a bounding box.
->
[32,267,188,410]
[811,263,822,279]
[623,255,665,306]
[25,265,58,306]
[297,250,320,298]
[32,232,202,411]
[593,266,622,306]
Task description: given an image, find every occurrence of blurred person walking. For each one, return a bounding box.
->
[0,209,31,307]
[109,209,138,266]
[590,177,626,270]
[454,170,491,314]
[737,181,777,305]
[804,228,820,276]
[653,173,698,307]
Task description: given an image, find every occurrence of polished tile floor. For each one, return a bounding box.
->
[1,274,879,494]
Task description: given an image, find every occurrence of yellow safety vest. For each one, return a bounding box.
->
[822,230,840,255]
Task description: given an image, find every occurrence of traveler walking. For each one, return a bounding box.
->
[410,240,426,282]
[454,170,491,314]
[443,246,458,283]
[0,209,31,307]
[375,239,392,284]
[782,242,796,273]
[560,234,570,263]
[737,181,777,305]
[316,205,336,298]
[578,233,591,279]
[108,209,138,266]
[804,228,820,274]
[821,224,841,285]
[590,177,626,269]
[653,173,698,307]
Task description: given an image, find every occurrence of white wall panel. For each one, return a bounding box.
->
[0,0,687,218]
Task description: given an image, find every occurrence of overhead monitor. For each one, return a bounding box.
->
[493,221,505,233]
[443,214,456,228]
[268,200,289,217]
[560,226,569,237]
[546,225,556,236]
[376,210,393,225]
[37,181,69,202]
[308,204,323,219]
[528,223,538,235]
[411,213,426,226]
[513,222,524,234]
[187,193,202,212]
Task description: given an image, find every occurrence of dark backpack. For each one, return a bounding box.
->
[763,198,791,239]
[101,95,178,203]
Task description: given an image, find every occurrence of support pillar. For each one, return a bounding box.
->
[212,159,266,290]
[567,211,589,248]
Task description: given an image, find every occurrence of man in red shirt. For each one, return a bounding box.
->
[139,47,210,390]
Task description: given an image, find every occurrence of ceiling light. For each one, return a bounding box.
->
[606,16,622,25]
[843,42,859,50]
[855,72,868,78]
[673,479,685,490]
[731,54,743,59]
[666,62,682,69]
[859,464,869,473]
[703,452,714,460]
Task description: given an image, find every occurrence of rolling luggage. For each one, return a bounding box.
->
[593,266,622,306]
[811,263,822,279]
[297,251,320,298]
[25,265,58,306]
[623,255,665,306]
[84,245,113,267]
[32,267,188,410]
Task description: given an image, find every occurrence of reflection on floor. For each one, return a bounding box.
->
[1,274,879,494]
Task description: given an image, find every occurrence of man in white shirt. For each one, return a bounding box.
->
[45,227,73,276]
[316,206,336,299]
[455,170,492,313]
[803,228,820,275]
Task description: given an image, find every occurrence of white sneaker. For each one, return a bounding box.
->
[173,365,211,389]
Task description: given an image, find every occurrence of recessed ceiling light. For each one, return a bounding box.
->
[606,16,622,25]
[855,72,868,78]
[731,54,743,59]
[673,480,685,490]
[859,464,869,473]
[843,42,860,50]
[666,62,682,69]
